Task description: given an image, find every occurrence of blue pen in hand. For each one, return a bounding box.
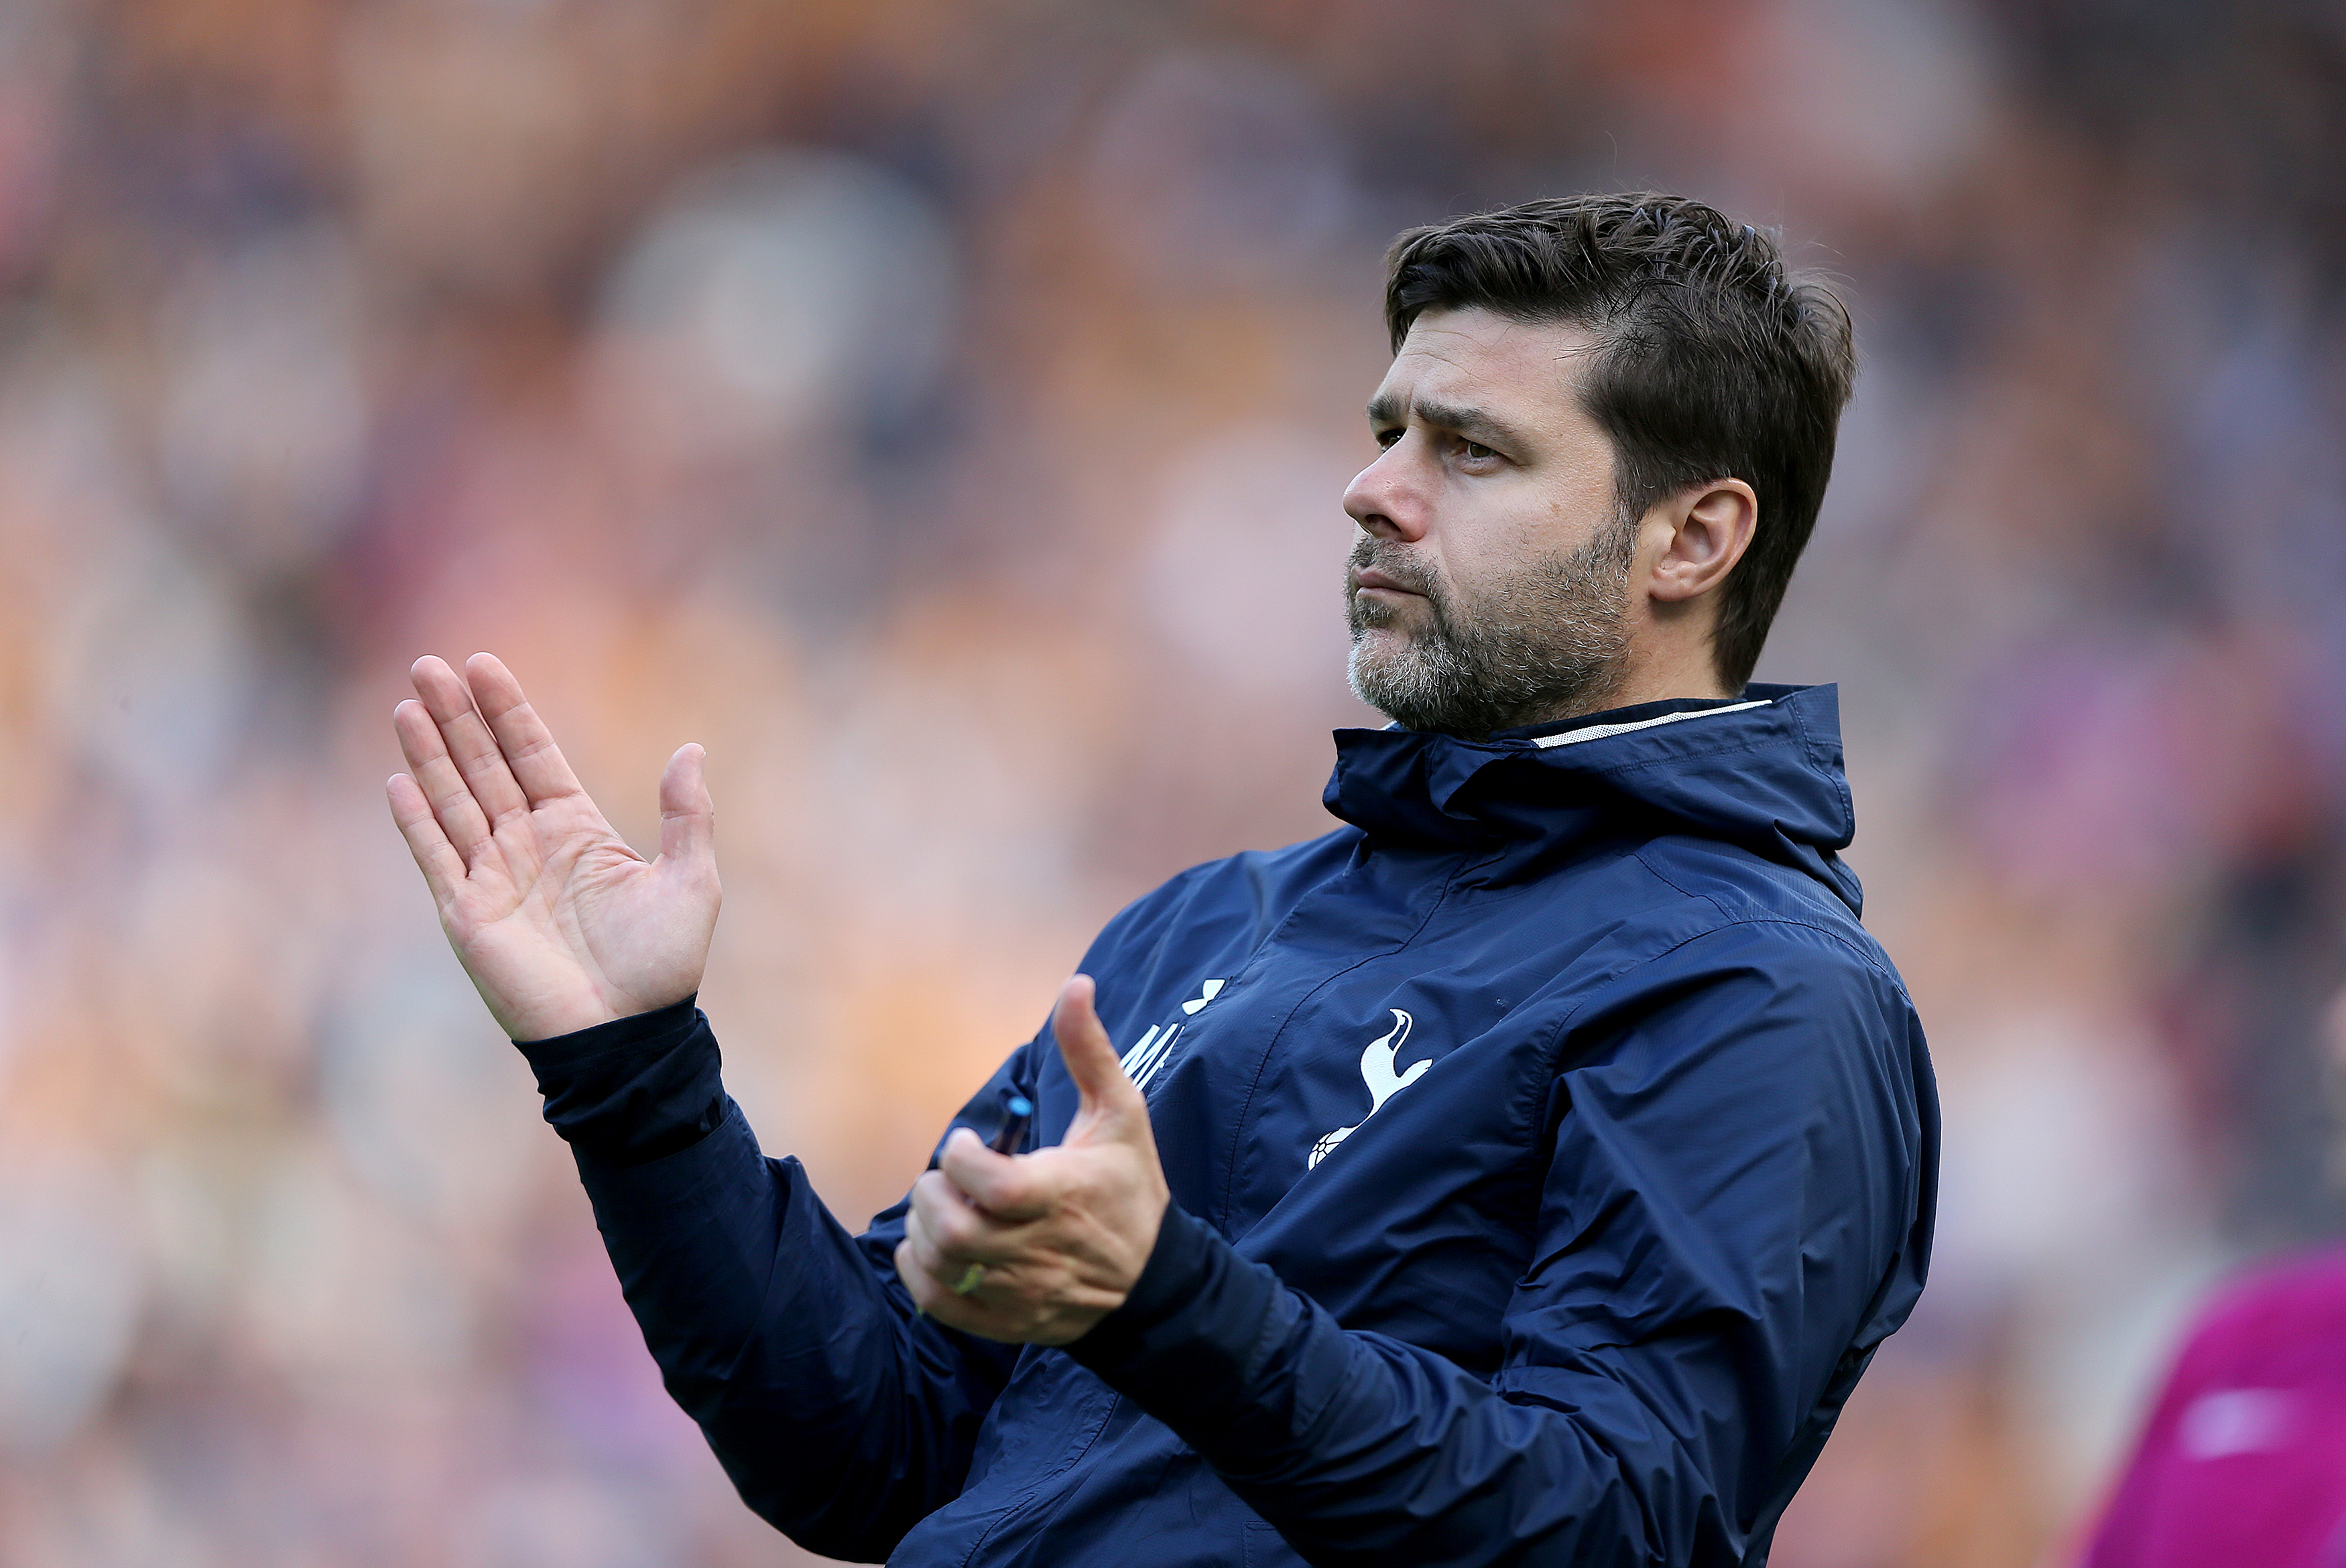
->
[989,1093,1035,1155]
[914,1092,1035,1322]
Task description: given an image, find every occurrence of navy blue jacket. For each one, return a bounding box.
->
[521,685,1938,1567]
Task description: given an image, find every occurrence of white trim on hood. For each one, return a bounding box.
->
[1533,698,1774,750]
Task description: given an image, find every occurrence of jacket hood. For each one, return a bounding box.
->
[1322,683,1861,913]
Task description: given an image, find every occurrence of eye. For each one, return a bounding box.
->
[1374,428,1402,449]
[1462,441,1496,461]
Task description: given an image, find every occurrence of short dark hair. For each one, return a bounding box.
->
[1383,194,1856,690]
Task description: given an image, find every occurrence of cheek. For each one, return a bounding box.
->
[1437,493,1556,603]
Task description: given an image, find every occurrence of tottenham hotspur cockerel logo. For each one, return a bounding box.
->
[1308,1009,1428,1169]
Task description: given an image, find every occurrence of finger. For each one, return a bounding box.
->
[898,1212,970,1289]
[907,1169,999,1261]
[387,772,467,901]
[1054,976,1151,1139]
[894,1239,971,1325]
[393,697,496,865]
[464,653,588,807]
[409,656,530,828]
[937,1128,1052,1222]
[657,744,715,870]
[894,1238,927,1301]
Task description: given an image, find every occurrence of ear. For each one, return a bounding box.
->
[1646,480,1757,605]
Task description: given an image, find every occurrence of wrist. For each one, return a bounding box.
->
[503,1002,619,1043]
[498,981,695,1046]
[1115,1187,1172,1304]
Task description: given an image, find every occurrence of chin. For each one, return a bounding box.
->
[1345,629,1403,677]
[1345,639,1419,714]
[1346,605,1423,648]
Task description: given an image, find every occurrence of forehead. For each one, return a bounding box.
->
[1373,306,1601,420]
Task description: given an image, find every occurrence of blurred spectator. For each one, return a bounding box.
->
[2074,990,2346,1567]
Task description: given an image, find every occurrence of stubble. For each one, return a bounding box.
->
[1344,516,1638,739]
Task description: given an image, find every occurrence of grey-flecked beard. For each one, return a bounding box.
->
[1344,515,1638,740]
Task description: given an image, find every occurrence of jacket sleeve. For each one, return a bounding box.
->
[1067,921,1938,1567]
[515,996,1034,1562]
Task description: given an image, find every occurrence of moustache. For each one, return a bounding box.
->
[1347,539,1444,601]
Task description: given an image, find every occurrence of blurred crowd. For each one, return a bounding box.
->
[1,0,2343,1563]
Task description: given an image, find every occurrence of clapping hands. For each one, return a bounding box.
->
[387,653,720,1041]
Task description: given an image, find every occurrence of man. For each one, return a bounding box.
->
[389,194,1937,1566]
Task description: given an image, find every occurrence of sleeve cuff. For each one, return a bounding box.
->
[1066,1203,1293,1436]
[513,994,728,1168]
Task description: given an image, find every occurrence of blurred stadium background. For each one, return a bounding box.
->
[1,1,2343,1563]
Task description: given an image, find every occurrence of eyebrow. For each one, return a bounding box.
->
[1365,395,1534,454]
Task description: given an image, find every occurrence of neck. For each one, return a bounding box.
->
[1508,653,1732,734]
[1611,602,1736,709]
[1593,664,1735,713]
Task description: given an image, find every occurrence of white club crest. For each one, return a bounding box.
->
[1307,1009,1427,1169]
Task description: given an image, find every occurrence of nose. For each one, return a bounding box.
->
[1343,441,1428,543]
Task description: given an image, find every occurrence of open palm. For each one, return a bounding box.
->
[387,653,720,1041]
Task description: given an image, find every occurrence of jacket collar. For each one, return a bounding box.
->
[1321,683,1861,912]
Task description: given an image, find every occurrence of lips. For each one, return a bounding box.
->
[1351,568,1425,597]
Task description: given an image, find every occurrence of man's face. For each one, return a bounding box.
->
[1342,306,1637,738]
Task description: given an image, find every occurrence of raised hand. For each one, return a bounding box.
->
[896,976,1170,1344]
[387,653,720,1041]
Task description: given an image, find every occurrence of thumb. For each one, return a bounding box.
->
[1054,975,1150,1143]
[657,743,716,870]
